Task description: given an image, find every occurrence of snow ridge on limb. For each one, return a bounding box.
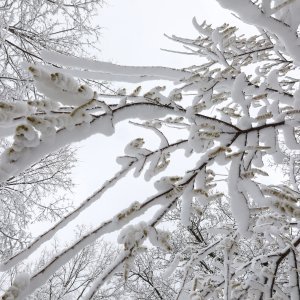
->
[41,50,191,82]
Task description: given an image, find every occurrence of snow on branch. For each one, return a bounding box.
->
[1,3,300,299]
[216,0,300,64]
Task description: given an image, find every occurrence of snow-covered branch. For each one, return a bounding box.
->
[1,2,300,298]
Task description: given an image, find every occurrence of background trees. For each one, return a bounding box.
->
[0,145,75,259]
[31,228,121,300]
[0,0,105,258]
[0,0,300,299]
[0,0,103,101]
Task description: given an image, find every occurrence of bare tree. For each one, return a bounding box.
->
[0,0,105,257]
[30,228,121,300]
[0,227,122,300]
[0,0,299,299]
[0,0,104,102]
[0,145,75,258]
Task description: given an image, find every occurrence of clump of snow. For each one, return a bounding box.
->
[117,222,147,250]
[144,152,170,181]
[147,226,172,251]
[0,101,35,125]
[113,201,141,223]
[163,253,182,279]
[180,182,194,227]
[293,87,300,109]
[25,63,94,106]
[228,156,250,235]
[154,176,181,192]
[124,138,150,156]
[1,273,30,300]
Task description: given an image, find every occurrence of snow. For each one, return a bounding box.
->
[154,176,180,192]
[124,138,150,156]
[260,127,276,153]
[25,64,95,106]
[0,101,35,127]
[282,125,300,150]
[267,69,282,92]
[293,87,300,109]
[273,0,300,31]
[288,251,300,300]
[117,222,147,248]
[180,181,194,227]
[0,162,136,272]
[1,0,300,298]
[228,155,250,235]
[144,151,161,180]
[1,273,30,300]
[217,0,300,64]
[13,187,179,298]
[0,103,187,184]
[163,253,182,278]
[239,179,268,206]
[192,17,213,37]
[41,50,190,82]
[147,226,172,251]
[232,74,256,127]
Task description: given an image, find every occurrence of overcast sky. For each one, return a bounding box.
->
[96,0,254,66]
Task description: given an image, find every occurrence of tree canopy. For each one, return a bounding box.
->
[0,0,300,299]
